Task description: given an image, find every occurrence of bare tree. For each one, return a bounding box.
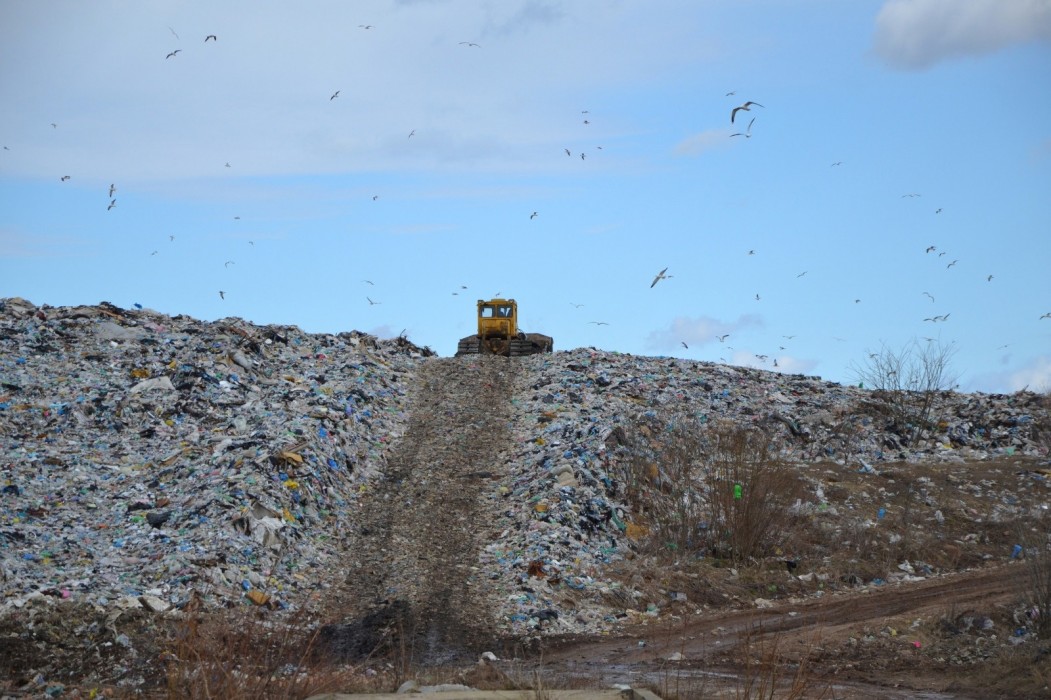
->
[851,339,958,446]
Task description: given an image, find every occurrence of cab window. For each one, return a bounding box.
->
[480,306,495,318]
[498,305,512,317]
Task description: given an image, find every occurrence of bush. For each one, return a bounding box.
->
[613,415,804,563]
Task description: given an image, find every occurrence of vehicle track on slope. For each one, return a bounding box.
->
[329,356,516,663]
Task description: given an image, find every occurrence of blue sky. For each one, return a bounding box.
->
[2,0,1050,393]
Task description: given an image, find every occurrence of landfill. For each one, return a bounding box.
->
[2,296,1049,646]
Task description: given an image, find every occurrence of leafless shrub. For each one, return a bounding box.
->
[613,415,805,563]
[851,339,959,446]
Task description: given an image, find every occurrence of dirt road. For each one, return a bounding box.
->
[539,563,1025,698]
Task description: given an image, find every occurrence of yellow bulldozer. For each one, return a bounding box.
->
[455,298,553,357]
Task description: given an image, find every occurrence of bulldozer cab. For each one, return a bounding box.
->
[478,299,517,337]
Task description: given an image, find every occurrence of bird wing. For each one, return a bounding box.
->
[731,107,740,123]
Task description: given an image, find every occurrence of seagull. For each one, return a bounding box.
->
[923,291,935,302]
[459,42,480,47]
[107,199,116,210]
[796,271,807,278]
[936,208,942,214]
[224,260,234,267]
[570,303,584,308]
[588,321,609,325]
[783,335,796,340]
[219,291,225,299]
[583,119,590,125]
[372,195,379,201]
[730,117,755,138]
[151,250,158,256]
[169,235,175,241]
[986,274,993,282]
[367,297,380,305]
[681,342,689,349]
[1041,313,1051,319]
[650,267,670,288]
[564,148,571,156]
[225,162,231,168]
[408,129,415,138]
[60,175,70,181]
[166,49,181,59]
[363,280,374,285]
[580,152,586,160]
[946,260,958,269]
[755,293,761,301]
[731,101,763,123]
[831,161,843,166]
[725,91,736,96]
[926,245,936,253]
[530,211,538,219]
[205,34,217,42]
[359,24,374,29]
[167,26,180,40]
[748,249,756,255]
[717,334,729,342]
[109,184,116,197]
[330,90,340,100]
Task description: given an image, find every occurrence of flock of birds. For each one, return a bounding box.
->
[9,19,1047,376]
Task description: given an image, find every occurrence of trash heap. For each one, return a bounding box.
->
[480,348,1049,635]
[0,297,428,615]
[2,298,1048,643]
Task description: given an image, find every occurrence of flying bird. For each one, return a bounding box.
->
[570,303,584,308]
[755,293,761,301]
[748,249,756,255]
[987,274,993,282]
[681,342,689,349]
[408,129,415,138]
[372,195,379,201]
[359,24,374,29]
[831,161,843,166]
[796,271,807,278]
[946,260,958,269]
[564,148,571,156]
[109,184,116,197]
[219,291,225,299]
[367,297,381,305]
[730,117,755,138]
[224,260,234,267]
[167,26,179,40]
[731,101,763,123]
[166,49,181,59]
[588,321,609,325]
[925,245,936,253]
[650,267,670,288]
[725,91,736,96]
[459,42,480,47]
[530,211,538,219]
[936,208,942,214]
[923,291,935,302]
[580,152,586,160]
[330,90,340,100]
[1041,313,1051,320]
[107,199,116,210]
[717,334,729,342]
[169,235,174,241]
[60,175,70,181]
[205,34,217,42]
[363,280,374,285]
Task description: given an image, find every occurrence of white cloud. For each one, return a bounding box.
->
[967,355,1051,393]
[873,0,1051,70]
[673,129,733,156]
[646,314,762,351]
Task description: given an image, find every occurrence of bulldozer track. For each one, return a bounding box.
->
[332,356,515,662]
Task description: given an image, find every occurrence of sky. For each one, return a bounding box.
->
[2,0,1050,394]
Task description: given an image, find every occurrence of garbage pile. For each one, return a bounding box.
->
[1,297,1047,643]
[0,297,428,616]
[477,349,1049,635]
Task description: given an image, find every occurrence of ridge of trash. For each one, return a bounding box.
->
[1,297,1046,640]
